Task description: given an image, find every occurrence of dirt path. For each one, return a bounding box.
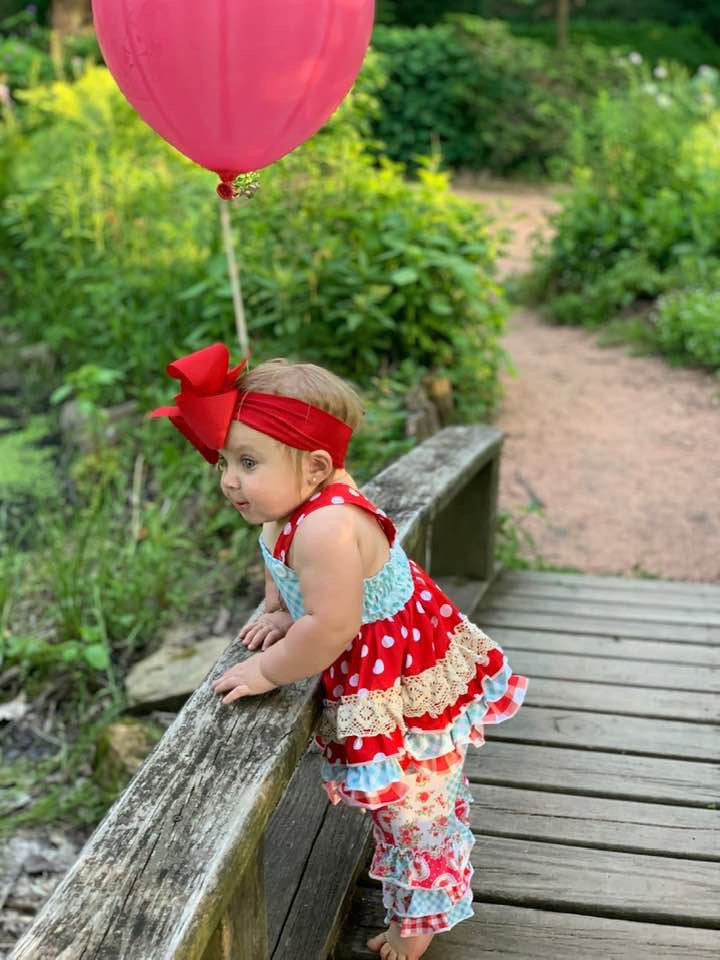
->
[456,178,720,582]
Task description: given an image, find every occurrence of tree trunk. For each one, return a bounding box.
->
[51,0,93,38]
[556,0,570,51]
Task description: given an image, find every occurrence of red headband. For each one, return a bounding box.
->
[149,343,353,467]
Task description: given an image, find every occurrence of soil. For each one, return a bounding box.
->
[456,177,720,582]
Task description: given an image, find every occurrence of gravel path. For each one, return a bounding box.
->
[457,179,720,582]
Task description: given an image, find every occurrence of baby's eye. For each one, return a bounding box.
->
[241,456,256,470]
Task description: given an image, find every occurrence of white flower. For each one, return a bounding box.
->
[629,52,643,65]
[653,65,668,79]
[656,94,672,108]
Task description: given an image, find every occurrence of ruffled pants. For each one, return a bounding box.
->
[366,752,474,937]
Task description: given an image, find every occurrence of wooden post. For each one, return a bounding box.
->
[428,450,501,583]
[202,844,269,960]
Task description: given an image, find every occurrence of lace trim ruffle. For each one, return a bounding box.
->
[317,618,496,741]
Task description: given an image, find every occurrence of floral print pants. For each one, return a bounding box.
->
[367,754,475,937]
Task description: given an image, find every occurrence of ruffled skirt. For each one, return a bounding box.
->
[318,617,527,810]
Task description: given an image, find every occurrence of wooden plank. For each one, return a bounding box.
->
[492,579,720,612]
[488,627,720,666]
[498,570,720,599]
[264,751,328,956]
[270,794,371,960]
[525,676,718,724]
[479,607,720,644]
[466,741,720,807]
[487,706,720,761]
[485,592,720,627]
[336,892,720,960]
[465,836,720,926]
[507,649,720,693]
[467,783,720,859]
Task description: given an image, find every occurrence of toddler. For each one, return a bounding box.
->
[152,343,527,960]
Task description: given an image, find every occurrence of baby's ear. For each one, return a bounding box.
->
[308,449,334,482]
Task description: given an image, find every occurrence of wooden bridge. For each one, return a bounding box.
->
[12,428,719,960]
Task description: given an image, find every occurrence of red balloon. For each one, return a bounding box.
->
[91,0,375,189]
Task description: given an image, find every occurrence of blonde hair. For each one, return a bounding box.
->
[235,359,364,475]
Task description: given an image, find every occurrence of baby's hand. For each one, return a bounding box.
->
[211,655,277,704]
[238,610,294,651]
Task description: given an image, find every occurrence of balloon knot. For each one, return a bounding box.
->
[217,181,236,200]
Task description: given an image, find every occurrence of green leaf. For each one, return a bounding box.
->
[389,267,419,286]
[83,643,110,671]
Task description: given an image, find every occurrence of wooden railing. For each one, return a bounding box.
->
[12,424,504,960]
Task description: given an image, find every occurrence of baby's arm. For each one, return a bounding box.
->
[263,561,285,614]
[212,508,363,702]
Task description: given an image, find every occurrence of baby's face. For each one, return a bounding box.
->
[218,422,310,526]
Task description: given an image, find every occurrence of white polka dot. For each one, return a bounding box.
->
[400,626,408,638]
[361,644,369,657]
[333,684,344,698]
[331,496,345,505]
[349,673,359,687]
[309,492,321,501]
[349,488,360,497]
[280,550,286,562]
[421,590,432,601]
[345,641,353,652]
[431,617,438,628]
[373,658,385,675]
[353,737,363,749]
[341,661,349,675]
[377,510,387,517]
[296,513,306,525]
[405,654,413,669]
[412,628,421,642]
[416,601,425,614]
[440,604,453,618]
[358,687,369,697]
[394,677,402,688]
[373,751,387,761]
[283,522,292,534]
[329,667,335,678]
[381,635,395,648]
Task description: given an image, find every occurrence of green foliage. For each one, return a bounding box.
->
[508,18,720,71]
[1,60,505,417]
[653,289,720,369]
[0,414,59,500]
[529,63,720,370]
[371,18,634,175]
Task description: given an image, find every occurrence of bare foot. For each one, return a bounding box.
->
[367,922,434,960]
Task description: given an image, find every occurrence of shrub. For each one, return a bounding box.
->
[1,60,506,416]
[370,17,634,175]
[528,64,720,370]
[653,289,720,369]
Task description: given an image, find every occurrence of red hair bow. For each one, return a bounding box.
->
[151,343,354,467]
[150,343,247,464]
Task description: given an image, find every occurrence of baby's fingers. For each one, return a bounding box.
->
[222,684,250,705]
[261,629,281,650]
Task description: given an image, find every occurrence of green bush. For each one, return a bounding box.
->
[653,289,720,368]
[1,59,506,416]
[528,64,720,370]
[371,18,633,175]
[508,19,720,71]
